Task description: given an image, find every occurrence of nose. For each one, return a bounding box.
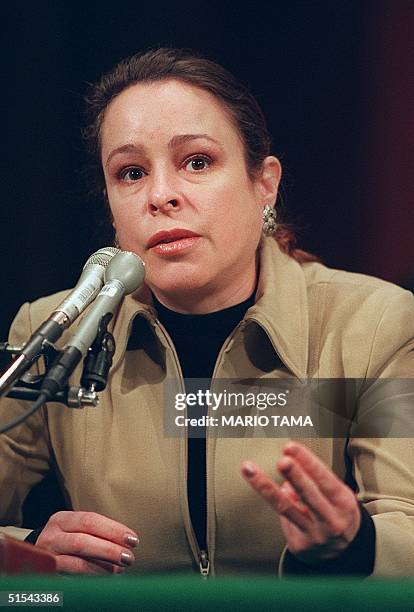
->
[146,169,181,216]
[149,198,179,214]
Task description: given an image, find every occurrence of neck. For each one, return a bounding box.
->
[150,272,257,314]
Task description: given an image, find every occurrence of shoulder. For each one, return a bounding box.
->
[301,259,414,316]
[30,289,73,317]
[263,237,412,314]
[9,289,72,343]
[299,260,414,376]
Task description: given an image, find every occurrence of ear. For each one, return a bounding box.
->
[254,156,281,206]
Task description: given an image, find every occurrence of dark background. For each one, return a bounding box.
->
[0,0,413,529]
[1,0,413,340]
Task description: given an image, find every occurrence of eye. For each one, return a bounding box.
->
[184,155,212,173]
[119,166,146,182]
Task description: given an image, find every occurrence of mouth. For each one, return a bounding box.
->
[147,228,201,251]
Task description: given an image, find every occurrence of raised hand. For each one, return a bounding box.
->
[241,442,361,566]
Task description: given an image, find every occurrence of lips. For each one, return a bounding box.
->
[147,228,201,249]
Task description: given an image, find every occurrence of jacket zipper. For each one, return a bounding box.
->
[153,320,208,575]
[154,319,246,577]
[204,320,246,577]
[199,549,210,576]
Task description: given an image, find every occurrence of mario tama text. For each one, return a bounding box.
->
[163,378,414,438]
[171,386,312,436]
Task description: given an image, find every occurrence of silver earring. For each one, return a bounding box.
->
[113,235,120,249]
[262,204,277,235]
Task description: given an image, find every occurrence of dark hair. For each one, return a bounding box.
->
[83,47,318,263]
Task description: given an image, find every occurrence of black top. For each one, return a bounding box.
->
[153,293,255,552]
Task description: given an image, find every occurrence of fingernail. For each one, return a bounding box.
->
[284,442,298,455]
[120,551,134,566]
[124,534,139,548]
[278,457,292,471]
[242,462,256,478]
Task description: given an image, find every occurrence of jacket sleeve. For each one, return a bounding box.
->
[279,288,414,578]
[348,289,414,577]
[0,302,52,540]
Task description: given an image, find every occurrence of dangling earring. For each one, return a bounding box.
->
[113,234,120,249]
[262,204,277,236]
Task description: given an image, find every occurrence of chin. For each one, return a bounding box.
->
[148,268,213,297]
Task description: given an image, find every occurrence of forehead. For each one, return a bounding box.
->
[100,79,243,154]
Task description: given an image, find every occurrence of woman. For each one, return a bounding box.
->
[1,48,413,577]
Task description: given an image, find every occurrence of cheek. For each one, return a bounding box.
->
[109,192,138,228]
[110,204,145,251]
[218,190,262,238]
[207,204,262,264]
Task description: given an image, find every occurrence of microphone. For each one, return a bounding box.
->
[40,251,145,401]
[0,247,119,397]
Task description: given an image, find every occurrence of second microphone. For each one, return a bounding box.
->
[40,251,145,401]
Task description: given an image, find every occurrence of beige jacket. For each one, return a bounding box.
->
[1,237,414,577]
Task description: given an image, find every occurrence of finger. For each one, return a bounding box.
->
[51,531,135,568]
[50,511,139,547]
[280,480,299,501]
[56,554,125,575]
[283,443,351,506]
[279,514,309,551]
[89,558,127,574]
[277,456,339,523]
[241,461,311,530]
[280,480,310,514]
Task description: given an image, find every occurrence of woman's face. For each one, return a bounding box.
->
[101,79,280,312]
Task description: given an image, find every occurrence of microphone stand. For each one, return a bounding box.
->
[0,315,116,432]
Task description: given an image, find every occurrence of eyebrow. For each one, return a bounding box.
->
[105,133,221,167]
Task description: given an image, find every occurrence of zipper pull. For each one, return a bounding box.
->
[199,550,210,577]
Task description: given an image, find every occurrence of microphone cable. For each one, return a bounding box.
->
[0,392,47,435]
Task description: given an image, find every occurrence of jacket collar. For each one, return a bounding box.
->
[109,237,309,378]
[246,237,309,379]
